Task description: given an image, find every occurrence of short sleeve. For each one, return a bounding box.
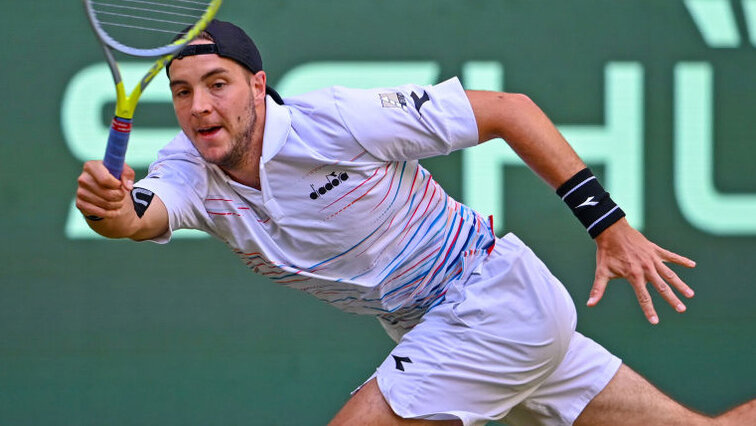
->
[133,133,210,243]
[333,77,479,161]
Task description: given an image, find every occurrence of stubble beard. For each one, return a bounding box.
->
[213,97,257,171]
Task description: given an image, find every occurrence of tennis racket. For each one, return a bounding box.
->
[83,0,222,179]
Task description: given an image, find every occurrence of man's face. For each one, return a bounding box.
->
[168,42,266,171]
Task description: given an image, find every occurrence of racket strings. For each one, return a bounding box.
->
[90,0,213,47]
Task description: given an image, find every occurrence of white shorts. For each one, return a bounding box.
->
[365,233,622,426]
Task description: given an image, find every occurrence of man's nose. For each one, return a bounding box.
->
[191,89,211,116]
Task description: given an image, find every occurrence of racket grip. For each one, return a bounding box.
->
[103,116,132,179]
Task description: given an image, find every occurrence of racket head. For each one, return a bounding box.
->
[82,0,222,179]
[83,0,223,58]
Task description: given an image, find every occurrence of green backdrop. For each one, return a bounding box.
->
[2,1,754,424]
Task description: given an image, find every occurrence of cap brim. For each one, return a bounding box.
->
[266,86,284,105]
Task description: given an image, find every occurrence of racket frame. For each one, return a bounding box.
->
[82,0,222,178]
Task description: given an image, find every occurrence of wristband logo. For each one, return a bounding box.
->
[576,196,599,208]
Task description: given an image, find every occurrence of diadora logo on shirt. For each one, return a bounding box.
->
[309,171,350,200]
[411,90,430,112]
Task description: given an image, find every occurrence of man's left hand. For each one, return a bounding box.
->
[589,219,697,324]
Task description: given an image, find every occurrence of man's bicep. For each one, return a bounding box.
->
[130,191,169,241]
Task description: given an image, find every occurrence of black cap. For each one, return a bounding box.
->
[167,20,283,105]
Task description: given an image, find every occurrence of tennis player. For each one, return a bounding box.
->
[75,20,755,425]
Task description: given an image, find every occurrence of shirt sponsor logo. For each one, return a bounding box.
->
[309,171,350,200]
[379,92,408,109]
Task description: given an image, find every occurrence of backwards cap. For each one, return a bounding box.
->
[167,19,283,105]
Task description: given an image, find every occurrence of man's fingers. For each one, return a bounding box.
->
[629,277,659,324]
[656,245,696,268]
[656,260,695,298]
[649,272,686,313]
[75,196,121,219]
[76,201,112,219]
[76,160,130,218]
[121,164,136,191]
[76,187,126,211]
[592,228,696,324]
[82,160,122,189]
[77,173,125,203]
[587,274,609,307]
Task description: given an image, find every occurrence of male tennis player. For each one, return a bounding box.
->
[75,20,755,425]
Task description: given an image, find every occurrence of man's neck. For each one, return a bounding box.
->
[222,164,261,190]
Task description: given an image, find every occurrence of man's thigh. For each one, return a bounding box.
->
[329,378,461,426]
[574,364,713,426]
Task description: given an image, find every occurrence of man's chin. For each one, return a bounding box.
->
[205,152,244,171]
[198,150,229,166]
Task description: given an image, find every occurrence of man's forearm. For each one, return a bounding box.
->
[467,90,585,189]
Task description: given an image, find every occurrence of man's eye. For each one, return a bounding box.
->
[212,82,226,89]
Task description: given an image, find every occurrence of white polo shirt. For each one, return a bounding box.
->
[136,77,495,330]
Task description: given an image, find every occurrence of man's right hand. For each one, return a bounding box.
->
[76,161,135,219]
[75,161,168,240]
[76,160,135,221]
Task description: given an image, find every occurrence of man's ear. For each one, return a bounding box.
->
[252,71,267,103]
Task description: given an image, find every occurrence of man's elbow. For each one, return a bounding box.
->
[474,91,537,142]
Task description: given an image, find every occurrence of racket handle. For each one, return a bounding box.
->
[103,116,132,179]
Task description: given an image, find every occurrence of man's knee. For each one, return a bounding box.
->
[716,398,756,426]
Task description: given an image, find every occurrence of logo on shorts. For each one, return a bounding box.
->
[392,355,412,372]
[309,171,350,200]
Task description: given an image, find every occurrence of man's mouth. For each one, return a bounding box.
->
[197,126,222,136]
